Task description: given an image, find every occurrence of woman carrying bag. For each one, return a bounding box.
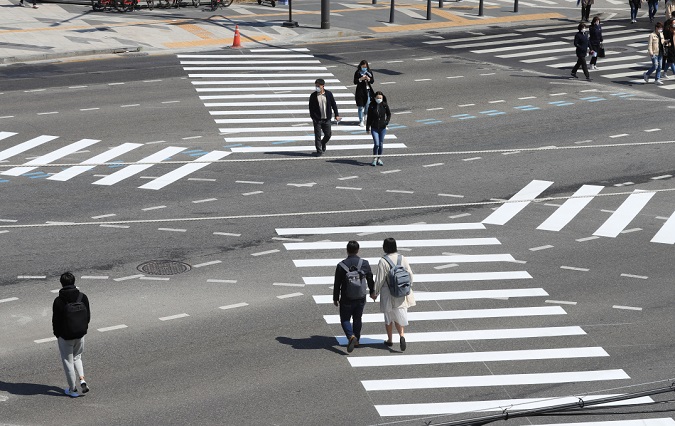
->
[589,16,604,70]
[365,91,391,167]
[353,60,374,127]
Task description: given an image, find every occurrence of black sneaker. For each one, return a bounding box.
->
[400,336,407,352]
[384,340,393,347]
[347,336,357,353]
[321,142,326,152]
[80,381,89,393]
[570,72,578,78]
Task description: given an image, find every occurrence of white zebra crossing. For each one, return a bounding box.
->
[48,142,143,182]
[2,138,100,176]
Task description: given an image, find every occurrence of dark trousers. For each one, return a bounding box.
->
[572,56,590,78]
[581,4,591,20]
[339,298,366,340]
[312,119,331,153]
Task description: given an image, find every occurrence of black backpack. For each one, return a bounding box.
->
[339,259,368,300]
[64,293,88,338]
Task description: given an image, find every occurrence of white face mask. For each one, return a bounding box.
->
[315,86,322,93]
[375,98,383,104]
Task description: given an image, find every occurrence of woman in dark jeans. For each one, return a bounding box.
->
[353,60,374,127]
[589,16,603,70]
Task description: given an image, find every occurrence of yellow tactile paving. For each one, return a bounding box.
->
[177,23,219,40]
[163,34,271,48]
[369,12,565,32]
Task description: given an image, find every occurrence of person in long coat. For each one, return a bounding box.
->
[353,59,374,127]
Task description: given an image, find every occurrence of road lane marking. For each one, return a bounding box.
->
[159,313,189,321]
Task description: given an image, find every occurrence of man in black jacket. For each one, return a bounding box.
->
[333,241,374,353]
[571,23,592,81]
[52,272,91,397]
[308,78,341,156]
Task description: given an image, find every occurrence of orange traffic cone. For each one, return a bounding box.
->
[232,25,241,48]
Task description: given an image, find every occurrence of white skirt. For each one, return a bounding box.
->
[380,285,409,326]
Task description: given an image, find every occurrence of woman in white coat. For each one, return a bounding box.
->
[373,237,416,351]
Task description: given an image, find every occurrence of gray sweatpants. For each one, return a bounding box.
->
[57,336,84,390]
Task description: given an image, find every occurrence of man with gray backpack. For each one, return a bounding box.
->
[333,241,375,353]
[52,272,91,398]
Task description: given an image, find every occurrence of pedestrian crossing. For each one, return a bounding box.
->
[275,220,667,419]
[483,179,675,244]
[0,131,229,190]
[423,23,675,88]
[177,48,405,154]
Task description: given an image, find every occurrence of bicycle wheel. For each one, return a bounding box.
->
[91,0,103,10]
[192,0,199,7]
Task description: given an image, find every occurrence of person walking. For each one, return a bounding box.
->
[630,0,642,22]
[52,272,91,398]
[663,16,675,77]
[18,0,38,7]
[365,91,391,167]
[648,0,659,22]
[353,60,374,128]
[308,78,340,156]
[581,0,593,21]
[571,23,593,81]
[333,241,375,353]
[589,16,604,70]
[644,22,665,85]
[372,238,415,352]
[666,0,675,19]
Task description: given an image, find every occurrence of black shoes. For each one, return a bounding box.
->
[400,336,407,352]
[570,72,578,78]
[384,340,393,347]
[347,336,357,353]
[321,142,326,152]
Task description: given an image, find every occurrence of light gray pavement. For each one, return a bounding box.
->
[0,0,629,64]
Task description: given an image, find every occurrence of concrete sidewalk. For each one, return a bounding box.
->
[0,0,569,64]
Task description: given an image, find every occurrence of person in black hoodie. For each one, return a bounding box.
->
[571,23,592,81]
[365,91,391,166]
[52,272,91,398]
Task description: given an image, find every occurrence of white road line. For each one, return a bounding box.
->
[546,300,578,305]
[17,275,46,279]
[620,273,648,279]
[183,66,327,71]
[48,143,143,181]
[113,274,143,282]
[91,214,116,219]
[34,337,57,344]
[294,254,515,267]
[446,36,542,49]
[158,228,186,233]
[593,190,655,237]
[80,276,109,280]
[2,139,100,176]
[375,395,654,417]
[198,85,346,93]
[613,305,643,311]
[537,184,604,231]
[424,32,519,45]
[203,93,352,101]
[529,245,554,251]
[651,210,675,244]
[192,198,217,203]
[284,238,499,250]
[97,324,128,332]
[139,276,170,281]
[483,180,554,225]
[277,223,485,235]
[93,147,186,186]
[219,302,249,310]
[222,134,382,143]
[230,143,407,153]
[142,205,166,211]
[220,125,362,133]
[159,313,189,321]
[577,236,599,242]
[472,41,566,54]
[277,292,303,299]
[193,260,222,268]
[304,270,531,285]
[561,265,589,272]
[100,224,129,229]
[139,151,230,190]
[273,282,305,287]
[0,297,19,303]
[251,249,280,256]
[313,288,548,304]
[181,60,321,65]
[522,419,675,426]
[498,47,570,58]
[213,232,241,236]
[208,279,237,283]
[189,73,334,78]
[336,326,585,345]
[179,54,312,58]
[242,191,263,196]
[651,173,671,179]
[349,346,608,367]
[324,306,565,324]
[362,369,628,391]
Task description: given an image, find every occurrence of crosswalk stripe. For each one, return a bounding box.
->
[183,66,327,71]
[601,70,643,78]
[200,93,353,100]
[472,41,567,54]
[335,326,586,345]
[651,211,675,244]
[543,25,624,35]
[249,48,310,52]
[220,125,363,133]
[537,185,604,231]
[294,254,516,267]
[178,54,314,58]
[92,146,186,186]
[193,79,341,85]
[0,131,17,142]
[48,143,143,182]
[446,36,543,49]
[483,180,554,225]
[304,270,532,285]
[324,306,566,324]
[211,108,359,115]
[204,100,353,107]
[195,86,348,92]
[528,419,675,426]
[348,346,609,367]
[312,288,549,304]
[593,190,655,237]
[0,134,59,162]
[547,55,645,68]
[277,223,485,235]
[215,117,353,123]
[223,134,390,143]
[188,73,335,78]
[2,138,100,176]
[497,47,570,58]
[604,33,650,43]
[180,60,321,65]
[521,56,561,63]
[139,151,230,190]
[362,369,629,391]
[375,395,654,417]
[230,143,407,153]
[424,33,520,45]
[284,238,501,250]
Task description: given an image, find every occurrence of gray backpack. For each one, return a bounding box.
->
[383,255,411,298]
[339,259,368,300]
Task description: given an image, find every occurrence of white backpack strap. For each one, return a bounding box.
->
[396,255,402,267]
[339,262,350,272]
[357,258,363,270]
[382,255,395,268]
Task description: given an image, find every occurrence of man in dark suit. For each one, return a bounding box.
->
[308,78,341,156]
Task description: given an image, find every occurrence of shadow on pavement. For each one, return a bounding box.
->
[277,335,346,355]
[0,380,65,397]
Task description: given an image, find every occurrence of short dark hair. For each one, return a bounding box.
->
[347,240,359,255]
[315,78,325,86]
[383,237,397,254]
[578,23,586,31]
[656,22,664,29]
[592,16,600,24]
[60,272,75,287]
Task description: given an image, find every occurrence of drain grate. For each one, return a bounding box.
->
[137,260,191,276]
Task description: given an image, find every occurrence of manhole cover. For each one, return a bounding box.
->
[137,260,191,276]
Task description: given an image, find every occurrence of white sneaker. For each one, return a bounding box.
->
[358,120,365,127]
[64,388,80,398]
[32,3,38,7]
[656,79,664,85]
[591,65,597,70]
[644,72,649,83]
[662,73,669,79]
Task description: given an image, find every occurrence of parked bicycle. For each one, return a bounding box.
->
[209,0,232,10]
[92,0,136,12]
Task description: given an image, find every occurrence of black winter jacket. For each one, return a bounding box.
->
[353,69,374,107]
[333,255,375,302]
[589,24,603,49]
[574,31,590,58]
[52,285,91,339]
[308,90,339,122]
[366,102,391,131]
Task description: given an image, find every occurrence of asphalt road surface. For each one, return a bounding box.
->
[1,24,674,426]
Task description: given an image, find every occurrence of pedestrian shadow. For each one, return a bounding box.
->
[277,335,346,355]
[0,380,65,397]
[325,159,370,167]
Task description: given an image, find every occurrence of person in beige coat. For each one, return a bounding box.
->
[666,0,675,19]
[373,237,416,352]
[644,22,665,84]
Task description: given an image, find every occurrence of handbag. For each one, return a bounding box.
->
[598,42,605,57]
[367,82,375,102]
